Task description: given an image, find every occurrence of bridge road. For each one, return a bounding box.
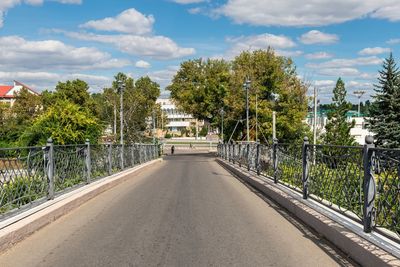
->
[0,152,355,266]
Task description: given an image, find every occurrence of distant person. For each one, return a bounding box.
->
[171,145,175,155]
[190,143,192,149]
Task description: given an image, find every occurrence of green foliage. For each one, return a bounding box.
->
[0,177,46,213]
[110,73,161,143]
[19,100,102,146]
[323,78,355,146]
[168,50,309,144]
[199,126,208,137]
[368,53,400,148]
[168,58,230,122]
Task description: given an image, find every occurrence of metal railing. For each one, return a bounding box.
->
[217,136,400,242]
[0,139,160,219]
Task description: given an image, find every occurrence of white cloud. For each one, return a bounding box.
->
[63,31,195,60]
[172,0,206,4]
[318,67,361,77]
[387,38,400,45]
[146,66,179,89]
[0,0,81,28]
[188,7,202,14]
[299,30,339,45]
[306,56,382,69]
[275,50,303,57]
[135,60,151,69]
[305,52,333,60]
[0,36,130,71]
[80,8,154,35]
[358,47,391,55]
[0,71,111,92]
[224,33,296,58]
[347,80,374,90]
[216,0,400,27]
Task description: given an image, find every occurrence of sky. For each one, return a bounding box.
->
[1,0,400,103]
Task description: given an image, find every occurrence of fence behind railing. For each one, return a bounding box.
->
[217,136,400,243]
[0,139,160,219]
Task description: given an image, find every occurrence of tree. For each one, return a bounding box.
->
[168,58,230,125]
[368,53,400,148]
[12,88,41,125]
[323,78,355,146]
[19,100,102,146]
[110,73,160,143]
[168,50,309,143]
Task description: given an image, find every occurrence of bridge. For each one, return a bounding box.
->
[0,144,399,266]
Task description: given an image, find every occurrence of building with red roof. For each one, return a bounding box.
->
[0,80,39,106]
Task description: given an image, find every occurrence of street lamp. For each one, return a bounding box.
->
[118,79,125,168]
[243,79,251,143]
[219,108,225,143]
[353,90,366,117]
[271,93,279,140]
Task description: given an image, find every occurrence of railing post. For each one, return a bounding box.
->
[232,144,236,164]
[85,139,91,184]
[302,136,309,199]
[238,144,242,167]
[363,135,376,233]
[45,138,55,200]
[108,143,112,175]
[224,144,227,160]
[256,143,260,175]
[139,144,142,164]
[120,144,124,170]
[273,138,278,183]
[247,143,250,171]
[131,144,135,167]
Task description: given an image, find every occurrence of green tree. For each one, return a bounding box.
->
[168,58,230,125]
[19,100,102,146]
[12,88,41,125]
[110,73,160,143]
[323,78,355,146]
[368,53,400,148]
[168,50,309,143]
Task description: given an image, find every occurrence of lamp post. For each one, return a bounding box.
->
[243,79,251,143]
[118,80,125,169]
[271,93,279,141]
[219,108,225,142]
[354,90,366,117]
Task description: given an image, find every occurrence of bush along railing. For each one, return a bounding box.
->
[0,139,160,219]
[217,136,400,242]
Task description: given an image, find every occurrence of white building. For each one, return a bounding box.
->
[0,80,39,106]
[306,111,374,145]
[156,97,202,134]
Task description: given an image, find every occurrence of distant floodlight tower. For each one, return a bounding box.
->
[353,90,366,117]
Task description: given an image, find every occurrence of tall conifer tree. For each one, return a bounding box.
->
[368,53,400,148]
[323,78,355,145]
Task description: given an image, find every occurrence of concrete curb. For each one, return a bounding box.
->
[217,158,400,267]
[0,158,162,253]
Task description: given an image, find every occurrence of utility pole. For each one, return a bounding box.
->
[354,90,366,117]
[256,92,258,142]
[118,80,125,169]
[196,119,199,140]
[152,109,156,144]
[113,102,117,137]
[243,79,251,143]
[272,111,276,140]
[313,86,318,146]
[220,108,225,142]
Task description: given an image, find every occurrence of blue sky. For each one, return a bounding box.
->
[1,0,400,103]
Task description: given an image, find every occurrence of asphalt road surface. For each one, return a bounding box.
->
[0,152,355,266]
